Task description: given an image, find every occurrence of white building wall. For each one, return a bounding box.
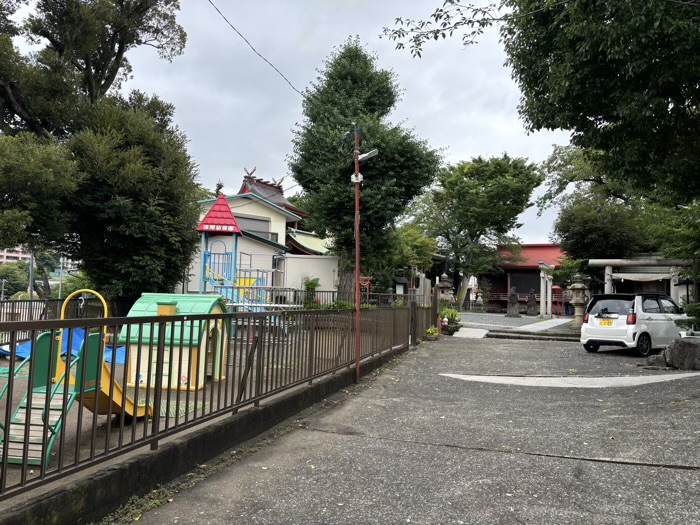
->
[284,255,339,290]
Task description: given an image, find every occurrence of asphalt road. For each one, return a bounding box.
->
[129,337,700,525]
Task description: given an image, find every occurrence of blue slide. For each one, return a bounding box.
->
[0,328,125,364]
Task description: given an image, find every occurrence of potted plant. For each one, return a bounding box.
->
[425,325,440,341]
[440,307,461,336]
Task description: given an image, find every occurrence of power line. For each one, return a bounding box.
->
[206,0,304,97]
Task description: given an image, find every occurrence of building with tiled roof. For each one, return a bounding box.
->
[238,175,306,219]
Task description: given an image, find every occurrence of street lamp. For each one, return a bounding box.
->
[352,124,377,383]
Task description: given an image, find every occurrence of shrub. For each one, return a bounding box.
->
[440,307,460,324]
[426,325,439,337]
[676,303,700,332]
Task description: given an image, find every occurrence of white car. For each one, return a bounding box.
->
[580,294,686,357]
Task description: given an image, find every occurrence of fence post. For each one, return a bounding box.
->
[150,321,167,451]
[307,314,316,384]
[410,301,418,346]
[433,285,440,329]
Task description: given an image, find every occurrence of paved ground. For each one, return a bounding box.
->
[124,337,700,525]
[461,311,577,335]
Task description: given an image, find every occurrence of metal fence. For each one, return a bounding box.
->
[0,298,132,344]
[0,304,431,499]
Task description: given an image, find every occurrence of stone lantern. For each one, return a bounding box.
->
[568,273,588,326]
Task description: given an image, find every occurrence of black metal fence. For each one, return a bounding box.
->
[214,288,432,310]
[0,303,436,499]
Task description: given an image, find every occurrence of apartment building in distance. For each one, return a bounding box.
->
[0,248,32,265]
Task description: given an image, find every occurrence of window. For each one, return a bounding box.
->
[236,216,269,232]
[236,216,278,242]
[659,297,680,314]
[642,297,661,313]
[588,296,634,315]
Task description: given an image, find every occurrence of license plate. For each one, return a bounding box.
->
[599,319,613,327]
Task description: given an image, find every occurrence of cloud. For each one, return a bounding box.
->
[121,1,569,242]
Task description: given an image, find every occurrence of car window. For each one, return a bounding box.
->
[642,297,661,313]
[660,297,680,314]
[589,297,634,315]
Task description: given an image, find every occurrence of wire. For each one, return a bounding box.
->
[206,0,304,97]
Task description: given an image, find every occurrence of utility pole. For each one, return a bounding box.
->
[58,256,64,299]
[28,252,34,301]
[352,124,362,383]
[350,125,378,383]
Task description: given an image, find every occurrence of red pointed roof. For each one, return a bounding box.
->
[197,194,241,234]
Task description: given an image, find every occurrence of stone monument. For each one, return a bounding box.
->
[505,286,521,318]
[526,289,537,316]
[568,273,588,326]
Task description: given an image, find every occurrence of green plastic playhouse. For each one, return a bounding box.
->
[118,293,229,391]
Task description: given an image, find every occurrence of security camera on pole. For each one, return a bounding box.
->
[351,122,378,383]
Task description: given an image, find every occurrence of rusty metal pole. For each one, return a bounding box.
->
[354,125,361,383]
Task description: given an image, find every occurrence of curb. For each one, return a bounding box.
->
[486,331,579,343]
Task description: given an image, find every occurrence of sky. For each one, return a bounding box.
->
[23,1,571,242]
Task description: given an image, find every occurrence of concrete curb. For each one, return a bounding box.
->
[486,331,579,343]
[0,345,409,525]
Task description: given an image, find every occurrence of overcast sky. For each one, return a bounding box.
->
[32,1,571,242]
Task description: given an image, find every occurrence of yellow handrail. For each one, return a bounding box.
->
[54,289,108,385]
[206,264,236,287]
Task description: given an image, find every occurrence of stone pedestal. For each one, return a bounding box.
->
[526,290,537,316]
[505,287,521,318]
[568,274,588,327]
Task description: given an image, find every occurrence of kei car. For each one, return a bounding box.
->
[580,293,686,357]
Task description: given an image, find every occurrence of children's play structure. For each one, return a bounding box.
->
[118,293,229,390]
[197,194,276,310]
[0,289,151,466]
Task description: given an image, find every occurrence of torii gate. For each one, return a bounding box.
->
[538,260,553,318]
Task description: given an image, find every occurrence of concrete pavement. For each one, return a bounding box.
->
[113,337,700,525]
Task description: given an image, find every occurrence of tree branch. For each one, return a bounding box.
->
[0,80,50,138]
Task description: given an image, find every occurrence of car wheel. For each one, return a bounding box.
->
[635,333,653,357]
[584,342,599,353]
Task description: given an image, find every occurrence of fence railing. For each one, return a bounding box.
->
[0,304,432,499]
[212,288,432,310]
[0,299,133,344]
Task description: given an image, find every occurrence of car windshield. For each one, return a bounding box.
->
[588,296,635,316]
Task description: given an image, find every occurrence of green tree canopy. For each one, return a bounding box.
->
[289,38,441,283]
[408,155,541,291]
[0,1,199,301]
[0,261,29,299]
[66,93,200,300]
[0,134,79,248]
[552,192,647,261]
[385,1,700,202]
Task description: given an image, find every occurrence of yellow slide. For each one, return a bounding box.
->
[56,289,152,418]
[81,361,153,418]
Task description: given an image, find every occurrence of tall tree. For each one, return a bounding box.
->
[289,38,441,287]
[408,155,541,301]
[0,1,199,301]
[552,192,647,261]
[1,0,186,136]
[66,93,200,300]
[0,134,79,248]
[385,1,700,201]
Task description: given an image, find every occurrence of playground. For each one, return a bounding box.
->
[0,287,412,497]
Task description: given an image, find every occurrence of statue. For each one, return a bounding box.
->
[526,289,537,316]
[505,286,521,318]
